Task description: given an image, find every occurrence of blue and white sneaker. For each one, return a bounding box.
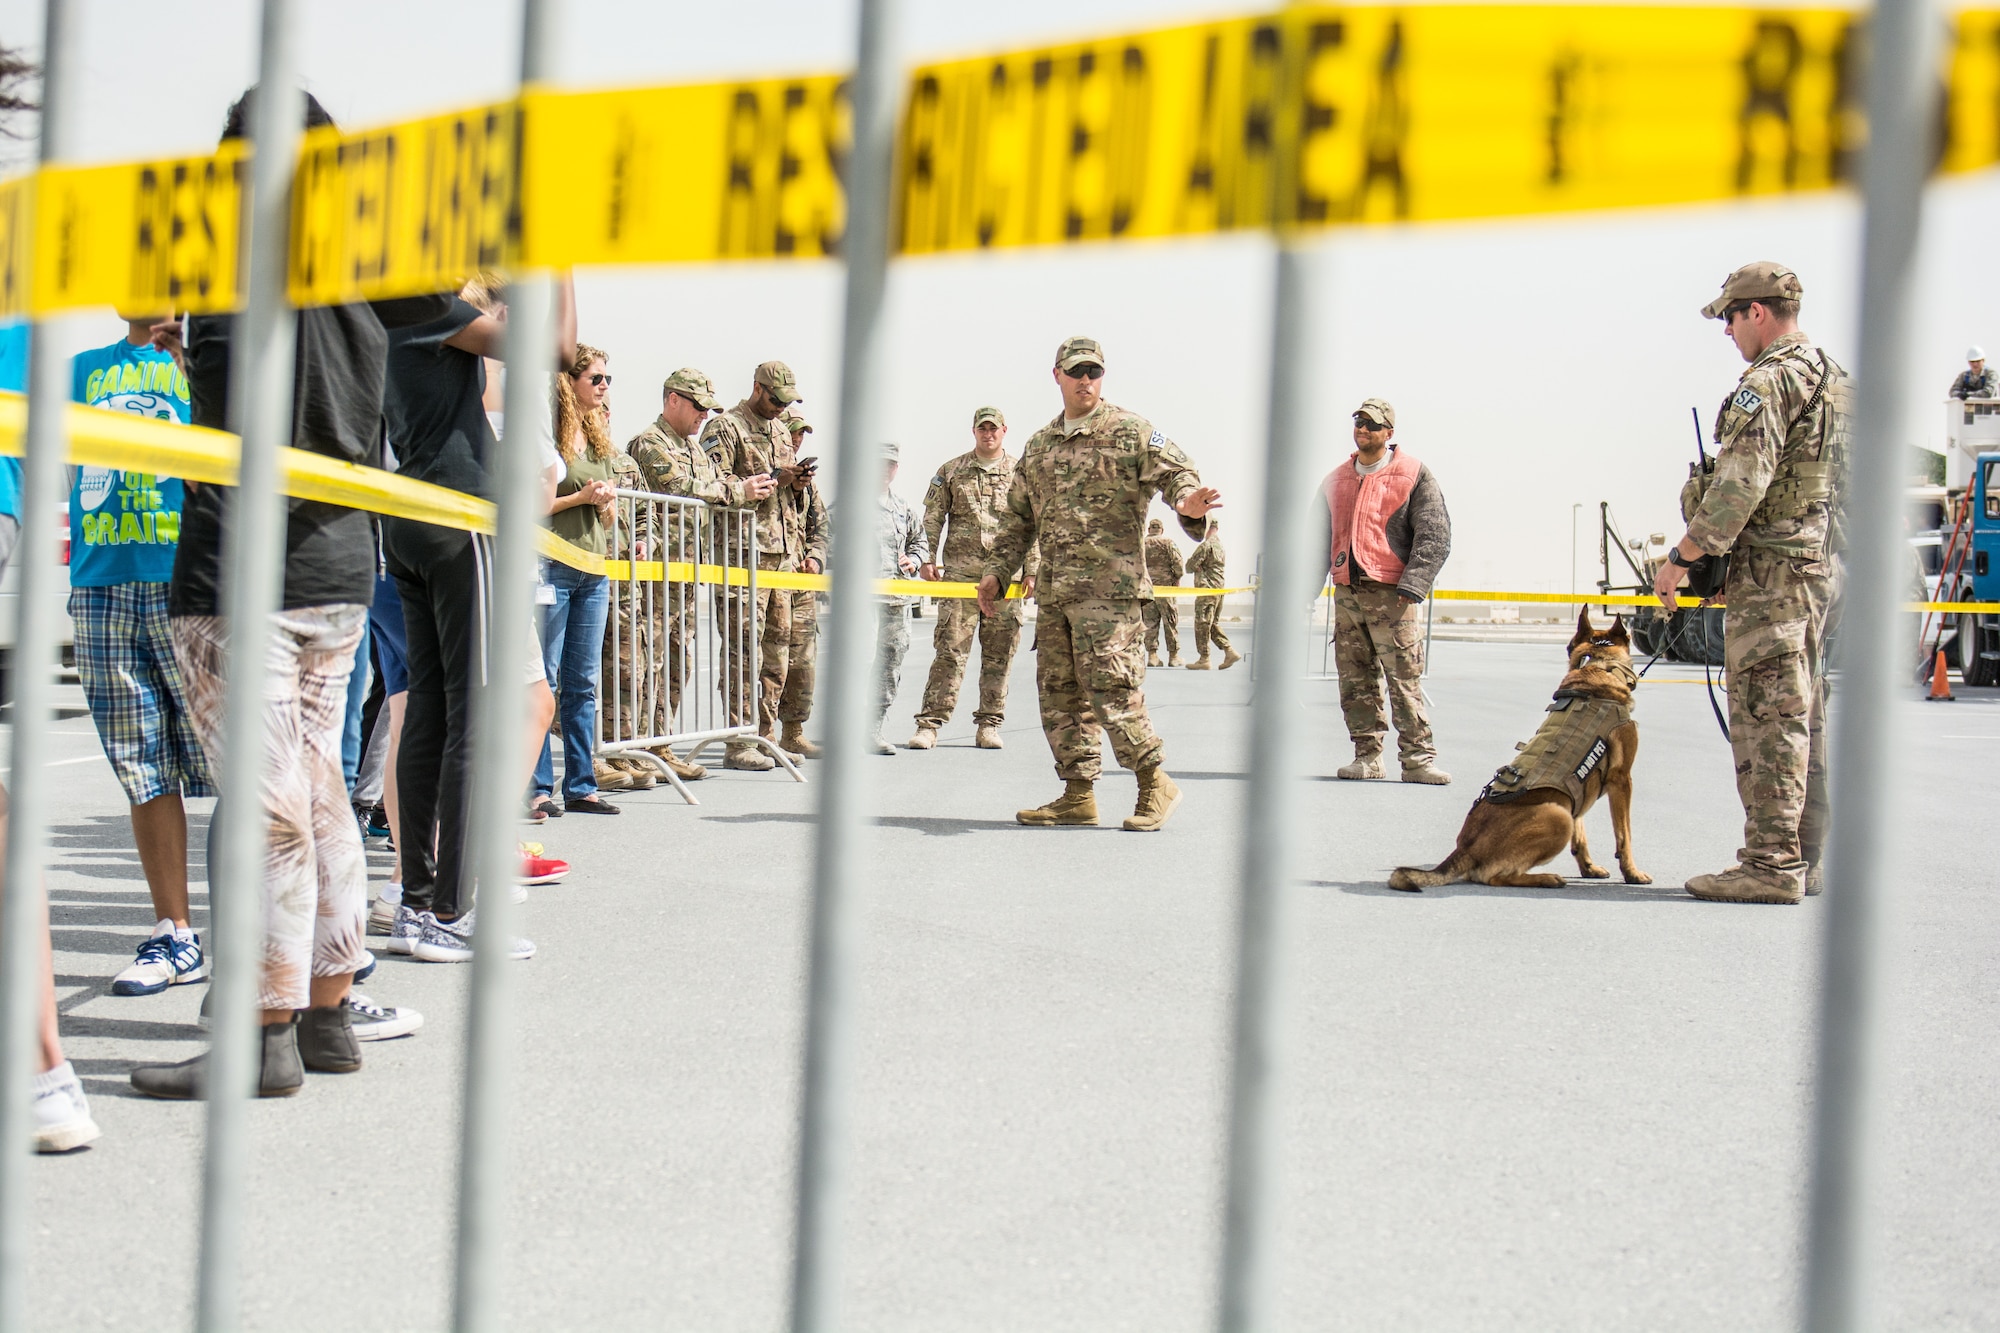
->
[387,904,424,957]
[354,951,377,984]
[111,923,208,997]
[412,908,535,964]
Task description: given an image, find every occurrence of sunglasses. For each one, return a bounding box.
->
[585,372,612,388]
[1354,416,1388,430]
[1062,362,1104,380]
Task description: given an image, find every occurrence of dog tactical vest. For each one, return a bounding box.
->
[1478,672,1636,813]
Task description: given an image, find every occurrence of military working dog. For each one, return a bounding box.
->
[1389,610,1651,891]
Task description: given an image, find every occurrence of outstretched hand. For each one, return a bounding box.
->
[1176,487,1223,519]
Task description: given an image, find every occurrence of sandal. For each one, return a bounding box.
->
[564,794,622,816]
[528,795,563,821]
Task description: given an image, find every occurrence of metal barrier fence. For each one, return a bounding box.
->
[599,489,803,803]
[0,0,1937,1330]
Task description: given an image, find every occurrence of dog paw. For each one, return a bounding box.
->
[1622,870,1654,885]
[1580,864,1610,879]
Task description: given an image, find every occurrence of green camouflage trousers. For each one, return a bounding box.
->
[1035,598,1164,780]
[916,596,1022,729]
[1333,578,1434,768]
[1142,595,1180,658]
[601,582,670,741]
[719,554,790,731]
[1723,547,1833,888]
[1193,593,1233,656]
[777,589,819,726]
[875,599,911,730]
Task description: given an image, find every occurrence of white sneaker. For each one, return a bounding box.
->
[412,908,535,964]
[387,903,424,956]
[32,1061,100,1153]
[343,991,424,1040]
[111,922,207,997]
[368,885,404,936]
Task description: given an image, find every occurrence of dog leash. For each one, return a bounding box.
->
[1637,611,1732,743]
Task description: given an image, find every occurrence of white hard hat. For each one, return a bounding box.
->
[1971,345,1988,362]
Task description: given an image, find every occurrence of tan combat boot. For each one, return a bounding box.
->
[975,724,1004,749]
[592,760,635,791]
[1337,755,1385,780]
[610,755,658,789]
[1168,654,1184,667]
[1401,763,1451,786]
[1124,766,1183,832]
[1185,655,1212,670]
[907,726,937,751]
[781,723,822,760]
[725,743,775,772]
[1219,647,1243,670]
[1148,652,1164,668]
[1017,780,1098,826]
[649,745,707,782]
[1685,865,1802,906]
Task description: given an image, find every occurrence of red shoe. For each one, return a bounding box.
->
[519,854,570,886]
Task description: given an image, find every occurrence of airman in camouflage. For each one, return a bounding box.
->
[622,367,773,782]
[1141,518,1185,666]
[978,336,1222,832]
[775,406,829,758]
[872,443,929,753]
[594,449,658,790]
[1184,519,1240,669]
[702,361,811,770]
[1657,262,1851,905]
[910,405,1038,751]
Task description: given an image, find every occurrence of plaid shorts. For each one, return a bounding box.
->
[70,583,216,805]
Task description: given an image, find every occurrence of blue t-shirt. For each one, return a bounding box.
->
[0,321,26,519]
[69,339,191,586]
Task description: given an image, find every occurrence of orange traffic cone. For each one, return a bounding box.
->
[1927,648,1955,701]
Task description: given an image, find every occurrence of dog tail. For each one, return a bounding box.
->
[1388,848,1473,893]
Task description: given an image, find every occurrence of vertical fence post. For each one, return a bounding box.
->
[788,0,899,1327]
[1802,0,1936,1328]
[452,3,556,1327]
[1215,238,1315,1332]
[193,2,300,1328]
[0,1,75,1324]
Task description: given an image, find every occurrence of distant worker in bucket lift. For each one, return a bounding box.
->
[1951,345,1996,400]
[1312,397,1454,786]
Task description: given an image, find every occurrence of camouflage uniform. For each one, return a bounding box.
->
[599,450,661,740]
[984,402,1205,780]
[778,478,829,727]
[877,485,929,730]
[1185,529,1234,657]
[915,448,1039,730]
[1333,579,1433,767]
[702,397,797,731]
[625,411,754,726]
[1141,528,1184,659]
[1685,328,1850,891]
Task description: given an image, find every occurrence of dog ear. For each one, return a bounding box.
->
[1571,607,1594,648]
[1608,614,1629,646]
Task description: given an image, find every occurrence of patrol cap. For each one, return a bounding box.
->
[1970,345,1988,362]
[1700,262,1804,320]
[1055,336,1105,373]
[754,360,802,405]
[1354,397,1395,428]
[661,367,721,411]
[1147,518,1164,534]
[780,406,813,435]
[882,441,901,462]
[972,405,1005,428]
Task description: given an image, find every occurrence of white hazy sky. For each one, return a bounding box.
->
[2,0,1992,595]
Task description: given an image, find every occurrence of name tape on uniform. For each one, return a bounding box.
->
[2,4,1998,317]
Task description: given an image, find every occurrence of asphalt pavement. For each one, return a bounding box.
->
[16,613,1999,1331]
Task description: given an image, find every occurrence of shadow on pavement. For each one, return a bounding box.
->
[1318,877,1697,903]
[702,811,1050,837]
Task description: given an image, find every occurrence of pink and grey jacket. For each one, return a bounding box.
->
[1313,445,1452,601]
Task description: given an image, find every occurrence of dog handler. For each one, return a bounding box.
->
[1655,262,1851,905]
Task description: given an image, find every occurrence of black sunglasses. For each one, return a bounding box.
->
[1062,362,1104,380]
[1354,416,1388,430]
[586,372,612,388]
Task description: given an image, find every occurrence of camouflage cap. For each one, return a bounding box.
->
[1700,262,1804,320]
[754,360,802,405]
[972,405,1005,428]
[661,367,721,411]
[1147,518,1164,534]
[882,441,901,462]
[1055,336,1105,373]
[1354,397,1395,427]
[780,405,813,435]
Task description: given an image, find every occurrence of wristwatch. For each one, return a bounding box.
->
[1667,547,1696,568]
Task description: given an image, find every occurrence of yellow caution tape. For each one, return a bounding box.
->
[2,5,1998,317]
[1428,587,1998,614]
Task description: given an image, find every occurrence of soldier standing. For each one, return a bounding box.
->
[596,447,657,791]
[909,405,1038,751]
[624,368,773,781]
[1655,262,1850,905]
[776,406,829,759]
[872,442,929,754]
[1951,345,1996,399]
[1313,397,1453,785]
[978,336,1221,832]
[702,361,813,770]
[1184,519,1241,669]
[1141,518,1185,667]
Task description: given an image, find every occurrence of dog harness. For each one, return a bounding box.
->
[1478,661,1638,813]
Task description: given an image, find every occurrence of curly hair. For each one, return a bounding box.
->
[552,342,614,462]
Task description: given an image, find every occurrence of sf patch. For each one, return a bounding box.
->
[1731,386,1765,414]
[1148,428,1167,449]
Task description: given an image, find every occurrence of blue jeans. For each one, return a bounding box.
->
[534,561,608,801]
[341,617,371,794]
